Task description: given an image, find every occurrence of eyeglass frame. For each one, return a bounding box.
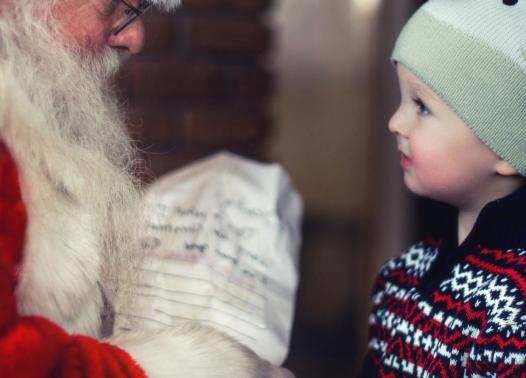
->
[113,0,152,36]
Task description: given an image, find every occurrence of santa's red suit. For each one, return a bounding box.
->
[0,141,148,377]
[0,140,281,378]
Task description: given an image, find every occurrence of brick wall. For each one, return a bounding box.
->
[119,0,273,182]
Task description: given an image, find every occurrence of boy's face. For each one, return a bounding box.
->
[389,64,506,207]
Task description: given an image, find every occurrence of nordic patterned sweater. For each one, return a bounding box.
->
[361,187,526,377]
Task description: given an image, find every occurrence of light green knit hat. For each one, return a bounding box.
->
[392,0,526,175]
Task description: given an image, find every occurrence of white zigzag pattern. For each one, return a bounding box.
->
[371,242,526,376]
[440,264,521,329]
[384,242,439,279]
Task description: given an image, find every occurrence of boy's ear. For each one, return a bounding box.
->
[495,159,519,176]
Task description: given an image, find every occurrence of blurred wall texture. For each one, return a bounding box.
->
[120,0,273,181]
[120,0,423,376]
[269,1,420,376]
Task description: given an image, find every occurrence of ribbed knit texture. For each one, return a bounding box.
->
[392,0,526,175]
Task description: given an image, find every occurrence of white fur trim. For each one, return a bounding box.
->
[15,194,104,336]
[148,0,181,11]
[0,68,104,337]
[109,323,295,378]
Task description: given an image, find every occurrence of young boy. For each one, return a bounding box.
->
[361,0,526,376]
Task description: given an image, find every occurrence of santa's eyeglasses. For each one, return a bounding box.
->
[113,0,151,36]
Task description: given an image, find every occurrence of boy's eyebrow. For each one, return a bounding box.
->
[409,78,441,103]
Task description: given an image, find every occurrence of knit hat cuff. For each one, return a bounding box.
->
[392,9,526,175]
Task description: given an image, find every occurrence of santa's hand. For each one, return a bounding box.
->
[108,322,295,377]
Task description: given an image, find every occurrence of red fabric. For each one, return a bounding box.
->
[0,142,147,378]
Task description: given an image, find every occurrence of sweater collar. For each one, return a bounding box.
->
[455,184,526,250]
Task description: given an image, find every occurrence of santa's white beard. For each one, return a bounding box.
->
[0,1,144,335]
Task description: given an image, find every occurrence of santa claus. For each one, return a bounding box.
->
[0,0,292,376]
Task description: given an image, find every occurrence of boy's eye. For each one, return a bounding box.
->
[412,98,431,116]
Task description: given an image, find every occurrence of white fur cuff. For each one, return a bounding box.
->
[108,323,295,377]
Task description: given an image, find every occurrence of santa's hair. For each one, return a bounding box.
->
[148,0,182,11]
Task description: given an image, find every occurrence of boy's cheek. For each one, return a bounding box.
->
[409,147,461,190]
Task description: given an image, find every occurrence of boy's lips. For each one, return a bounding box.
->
[399,151,413,169]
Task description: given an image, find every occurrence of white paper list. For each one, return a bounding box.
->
[114,152,303,365]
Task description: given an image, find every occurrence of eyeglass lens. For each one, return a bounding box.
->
[113,0,151,36]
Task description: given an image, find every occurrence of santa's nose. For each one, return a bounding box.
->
[108,20,145,54]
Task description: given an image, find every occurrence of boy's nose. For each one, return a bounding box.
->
[388,107,407,137]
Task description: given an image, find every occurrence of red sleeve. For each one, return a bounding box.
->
[0,143,147,378]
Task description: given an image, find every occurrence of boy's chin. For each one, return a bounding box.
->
[403,175,460,207]
[402,172,423,196]
[403,174,439,201]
